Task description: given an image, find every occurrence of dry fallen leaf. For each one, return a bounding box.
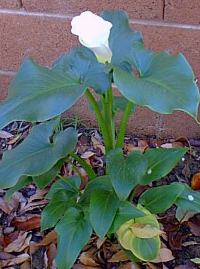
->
[47,243,57,268]
[30,230,57,254]
[73,264,101,269]
[81,151,95,159]
[118,262,141,269]
[91,136,105,154]
[1,253,30,267]
[108,250,129,263]
[20,200,48,213]
[145,263,160,269]
[0,252,15,260]
[4,232,31,253]
[151,248,175,263]
[124,143,146,153]
[7,134,21,145]
[20,260,31,269]
[11,216,41,231]
[0,130,13,139]
[79,250,98,267]
[0,197,13,214]
[96,238,106,249]
[182,241,198,247]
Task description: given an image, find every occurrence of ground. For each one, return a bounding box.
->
[0,122,200,269]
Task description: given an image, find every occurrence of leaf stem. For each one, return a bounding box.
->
[116,101,134,148]
[102,87,115,149]
[69,152,96,180]
[85,89,113,152]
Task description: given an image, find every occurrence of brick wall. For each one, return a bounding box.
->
[0,0,200,137]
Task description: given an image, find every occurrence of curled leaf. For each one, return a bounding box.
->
[130,223,163,239]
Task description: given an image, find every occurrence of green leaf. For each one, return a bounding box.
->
[79,175,113,206]
[175,185,200,213]
[140,148,187,185]
[42,176,81,231]
[5,176,32,199]
[33,159,64,189]
[107,148,148,200]
[131,237,160,261]
[0,120,77,188]
[0,59,87,129]
[90,189,120,238]
[139,182,185,214]
[41,188,79,231]
[53,47,111,94]
[46,176,81,200]
[101,10,143,68]
[55,207,92,269]
[110,201,145,233]
[113,52,200,119]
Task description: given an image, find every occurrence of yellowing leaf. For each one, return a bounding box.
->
[130,223,163,239]
[117,205,161,261]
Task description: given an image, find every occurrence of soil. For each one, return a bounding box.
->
[0,122,200,269]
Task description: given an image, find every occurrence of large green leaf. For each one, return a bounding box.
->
[140,148,187,185]
[79,175,113,206]
[90,189,120,238]
[42,176,81,231]
[42,190,74,231]
[175,184,200,213]
[107,149,148,200]
[113,52,200,118]
[55,207,92,269]
[33,159,64,189]
[139,182,185,214]
[0,59,87,129]
[46,176,81,200]
[5,176,32,199]
[101,10,143,68]
[110,201,145,233]
[53,47,111,94]
[0,120,77,188]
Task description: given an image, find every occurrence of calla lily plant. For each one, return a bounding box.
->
[0,10,200,269]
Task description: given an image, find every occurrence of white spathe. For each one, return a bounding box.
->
[71,11,112,63]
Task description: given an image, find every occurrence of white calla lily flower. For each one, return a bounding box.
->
[71,11,112,63]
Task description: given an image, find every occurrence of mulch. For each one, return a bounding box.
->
[0,121,200,269]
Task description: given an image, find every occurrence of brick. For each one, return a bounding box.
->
[0,0,21,9]
[0,13,78,71]
[1,14,200,79]
[160,112,200,138]
[22,0,163,20]
[165,0,200,24]
[0,74,12,100]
